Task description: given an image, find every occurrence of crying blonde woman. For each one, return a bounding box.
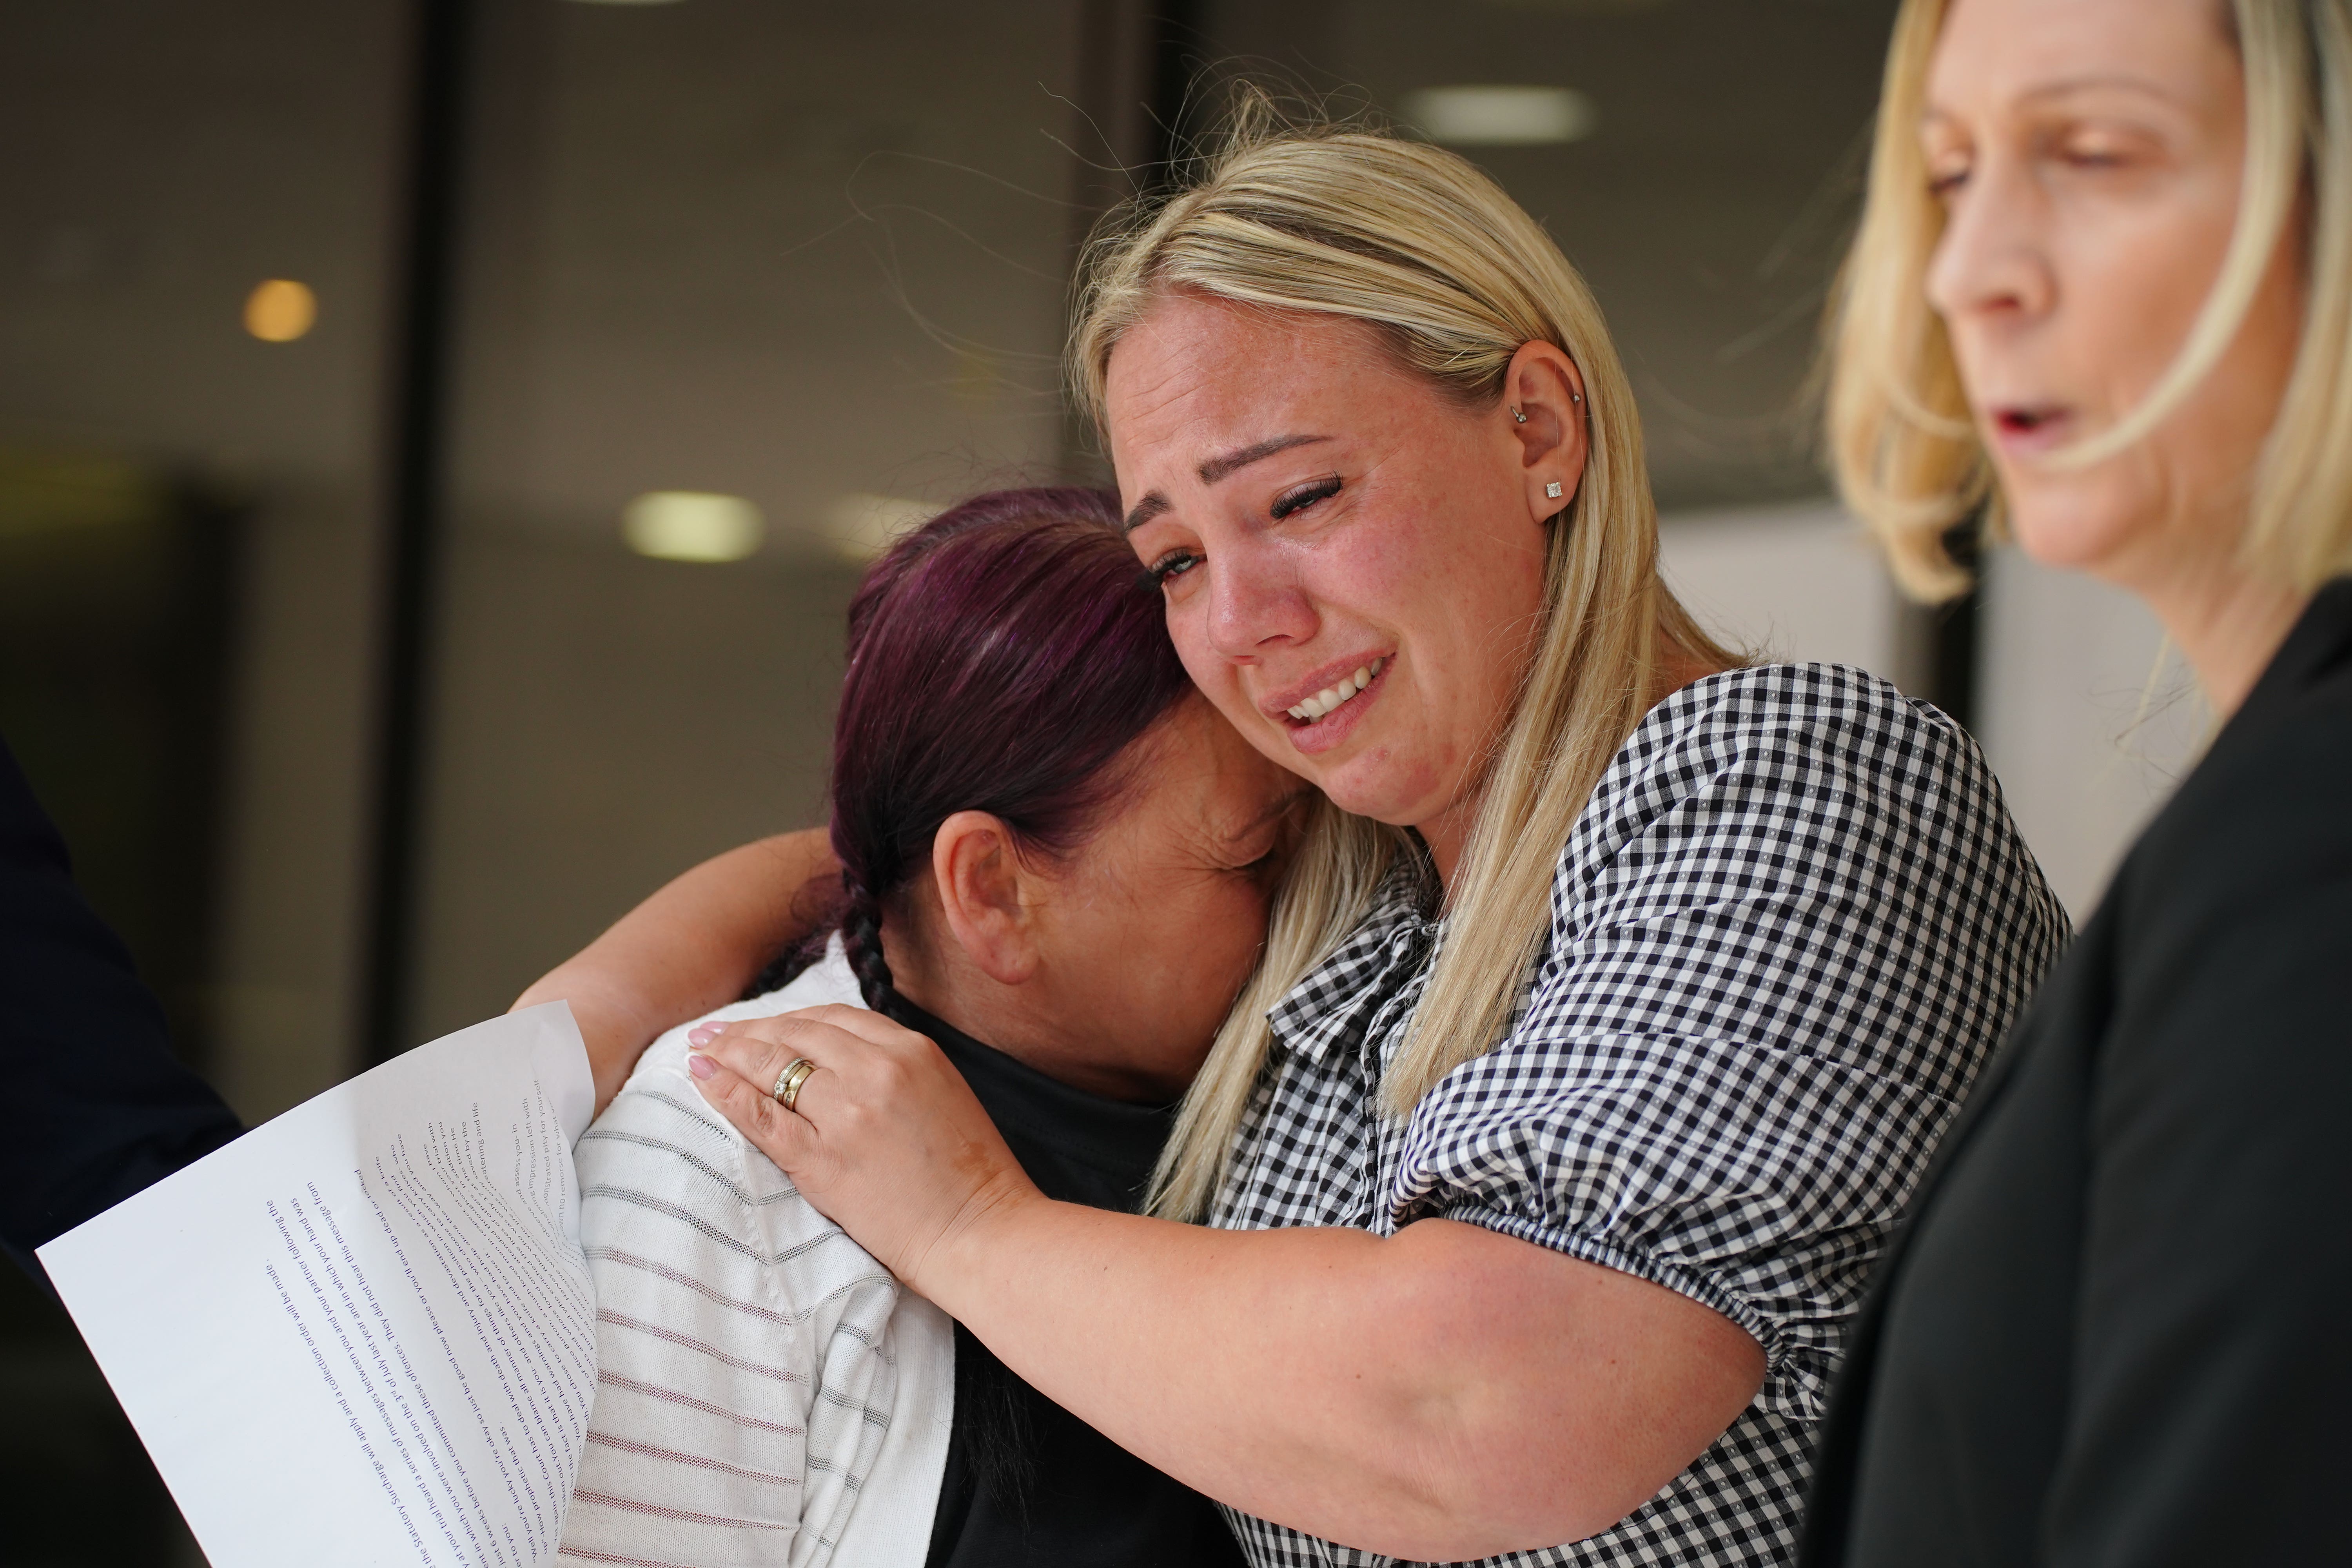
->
[528,105,2067,1566]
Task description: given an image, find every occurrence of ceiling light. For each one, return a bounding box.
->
[1402,85,1597,146]
[622,492,764,563]
[825,493,936,563]
[243,279,317,342]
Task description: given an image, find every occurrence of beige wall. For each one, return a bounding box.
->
[1975,549,2205,919]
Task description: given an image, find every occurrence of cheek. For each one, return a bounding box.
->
[1158,877,1270,987]
[2086,259,2205,408]
[1372,474,1543,609]
[1405,528,1547,703]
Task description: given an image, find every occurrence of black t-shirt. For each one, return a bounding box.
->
[878,993,1245,1568]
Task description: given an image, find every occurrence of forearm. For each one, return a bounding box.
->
[684,1009,1763,1555]
[917,1198,1759,1559]
[516,829,836,1110]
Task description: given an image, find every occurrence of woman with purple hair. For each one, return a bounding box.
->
[554,488,1286,1566]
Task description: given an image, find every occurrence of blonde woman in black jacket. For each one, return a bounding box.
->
[1802,1,2352,1563]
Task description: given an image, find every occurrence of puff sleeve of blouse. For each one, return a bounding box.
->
[1391,664,2069,1423]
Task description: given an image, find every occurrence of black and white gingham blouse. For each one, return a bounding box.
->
[1208,664,2068,1568]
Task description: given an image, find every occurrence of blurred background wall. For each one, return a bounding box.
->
[0,1,2198,1561]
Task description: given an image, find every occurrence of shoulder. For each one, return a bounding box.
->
[1532,663,2065,1090]
[1563,661,2040,922]
[2129,669,2352,900]
[609,935,868,1106]
[579,934,890,1299]
[1615,661,1977,807]
[2107,582,2352,926]
[739,933,869,1015]
[2106,673,2352,1042]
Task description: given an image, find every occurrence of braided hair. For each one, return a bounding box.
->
[837,871,895,1012]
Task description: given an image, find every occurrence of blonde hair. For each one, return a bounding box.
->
[1828,0,2352,599]
[1147,799,1415,1221]
[1074,100,1735,1219]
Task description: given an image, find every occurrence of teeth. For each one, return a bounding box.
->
[1286,657,1385,724]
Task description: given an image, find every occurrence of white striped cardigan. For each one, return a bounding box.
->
[557,940,954,1568]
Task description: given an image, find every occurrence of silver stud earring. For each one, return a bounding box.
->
[1511,407,1527,423]
[1545,480,1564,499]
[1571,392,1583,403]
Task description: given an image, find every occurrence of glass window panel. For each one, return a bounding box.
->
[411,0,1102,1038]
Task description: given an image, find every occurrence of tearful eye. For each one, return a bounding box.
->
[1147,548,1202,586]
[1221,840,1287,886]
[1270,474,1342,521]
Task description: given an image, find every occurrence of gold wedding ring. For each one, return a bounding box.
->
[770,1056,817,1112]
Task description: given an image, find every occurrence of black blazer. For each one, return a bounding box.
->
[0,735,241,1283]
[1800,579,2352,1567]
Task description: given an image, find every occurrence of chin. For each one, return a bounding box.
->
[2001,479,2150,577]
[1309,752,1441,833]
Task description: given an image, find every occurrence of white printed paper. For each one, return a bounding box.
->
[39,1003,597,1568]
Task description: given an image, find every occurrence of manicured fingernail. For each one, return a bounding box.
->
[688,1025,718,1045]
[686,1053,715,1080]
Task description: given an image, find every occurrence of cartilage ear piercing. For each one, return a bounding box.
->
[1546,480,1564,499]
[1511,407,1528,423]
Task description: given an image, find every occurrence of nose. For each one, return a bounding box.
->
[1923,153,2056,328]
[1204,539,1318,666]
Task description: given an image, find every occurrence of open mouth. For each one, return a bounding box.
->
[1284,656,1386,726]
[1994,405,2071,442]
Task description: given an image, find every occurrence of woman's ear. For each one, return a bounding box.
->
[929,811,1045,986]
[1501,339,1591,521]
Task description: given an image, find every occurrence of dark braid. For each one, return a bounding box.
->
[740,873,857,1000]
[838,867,1038,1509]
[838,871,896,1012]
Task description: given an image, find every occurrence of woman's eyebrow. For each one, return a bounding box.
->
[2015,73,2180,105]
[1124,492,1171,534]
[1923,74,2189,131]
[1123,434,1334,533]
[1956,74,2190,118]
[1198,433,1331,485]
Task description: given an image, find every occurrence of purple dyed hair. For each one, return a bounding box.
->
[827,486,1196,1009]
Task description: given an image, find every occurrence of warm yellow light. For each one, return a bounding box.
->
[243,279,318,342]
[622,492,764,563]
[1403,86,1597,147]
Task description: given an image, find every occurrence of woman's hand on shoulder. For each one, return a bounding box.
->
[685,1005,1041,1286]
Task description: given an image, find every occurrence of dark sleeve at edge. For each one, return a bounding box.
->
[0,737,242,1285]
